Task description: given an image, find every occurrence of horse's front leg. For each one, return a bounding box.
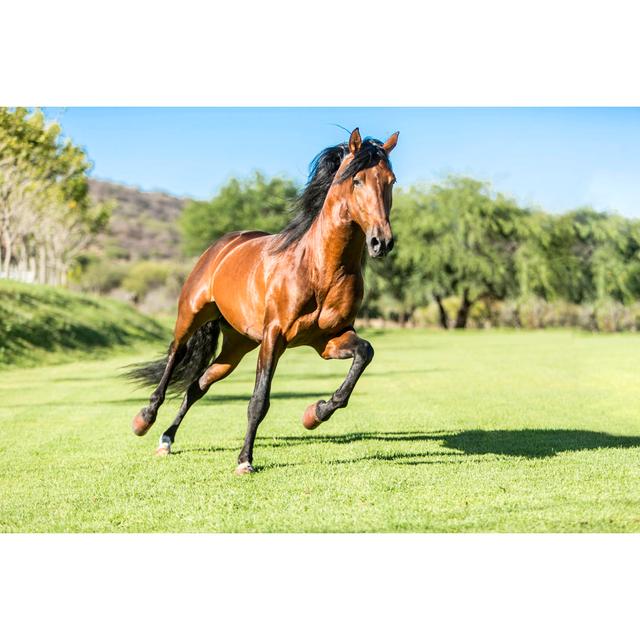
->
[235,324,285,475]
[302,329,374,430]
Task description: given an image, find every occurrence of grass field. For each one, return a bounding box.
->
[1,329,640,532]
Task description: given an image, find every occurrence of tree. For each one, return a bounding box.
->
[364,246,431,326]
[179,172,298,256]
[524,207,639,305]
[514,212,554,301]
[585,211,640,304]
[0,108,110,285]
[390,177,528,328]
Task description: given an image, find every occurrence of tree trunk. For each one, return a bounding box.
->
[38,244,47,284]
[18,238,27,272]
[455,288,473,329]
[434,294,449,330]
[400,309,412,327]
[2,234,12,278]
[59,261,68,286]
[28,253,36,280]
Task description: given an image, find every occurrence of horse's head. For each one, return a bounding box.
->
[338,128,399,258]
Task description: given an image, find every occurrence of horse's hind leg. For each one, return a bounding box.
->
[302,329,374,430]
[132,340,187,436]
[132,303,217,437]
[155,325,257,455]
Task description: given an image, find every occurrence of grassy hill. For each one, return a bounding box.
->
[89,179,187,261]
[0,280,168,367]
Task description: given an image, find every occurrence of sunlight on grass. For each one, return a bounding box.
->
[1,329,639,532]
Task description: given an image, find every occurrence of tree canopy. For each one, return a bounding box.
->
[371,177,528,327]
[180,172,297,256]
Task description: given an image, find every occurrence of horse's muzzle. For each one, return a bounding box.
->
[367,234,394,258]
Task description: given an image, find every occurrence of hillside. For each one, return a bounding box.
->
[0,280,168,366]
[89,179,188,261]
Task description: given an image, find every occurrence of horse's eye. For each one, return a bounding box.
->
[353,178,362,187]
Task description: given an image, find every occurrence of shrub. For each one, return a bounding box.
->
[122,261,173,301]
[594,299,636,332]
[71,255,128,295]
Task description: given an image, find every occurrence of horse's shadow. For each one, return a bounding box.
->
[438,429,640,459]
[173,428,640,464]
[262,429,640,465]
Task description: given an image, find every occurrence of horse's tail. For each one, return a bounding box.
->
[125,319,221,395]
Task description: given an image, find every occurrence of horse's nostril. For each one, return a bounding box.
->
[369,236,387,257]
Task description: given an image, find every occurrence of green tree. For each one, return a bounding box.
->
[514,211,563,302]
[588,212,640,304]
[179,172,297,256]
[390,177,528,328]
[0,107,110,284]
[531,208,637,305]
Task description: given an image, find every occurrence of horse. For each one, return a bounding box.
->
[128,127,399,475]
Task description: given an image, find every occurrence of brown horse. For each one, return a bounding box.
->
[128,128,399,474]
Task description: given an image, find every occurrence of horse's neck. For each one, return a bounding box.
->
[301,197,365,286]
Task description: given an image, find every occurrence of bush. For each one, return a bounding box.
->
[121,260,191,310]
[122,261,173,301]
[594,299,636,332]
[71,254,128,295]
[468,298,491,328]
[494,300,520,328]
[408,295,640,332]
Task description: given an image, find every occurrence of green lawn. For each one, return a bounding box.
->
[1,329,640,532]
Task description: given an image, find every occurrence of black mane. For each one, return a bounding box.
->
[273,137,391,252]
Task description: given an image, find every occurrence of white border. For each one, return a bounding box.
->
[1,0,639,105]
[2,534,639,639]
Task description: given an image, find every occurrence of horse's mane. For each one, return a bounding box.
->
[273,137,391,252]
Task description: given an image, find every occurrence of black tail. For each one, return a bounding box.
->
[125,319,221,395]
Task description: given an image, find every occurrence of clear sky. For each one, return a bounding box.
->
[44,107,640,216]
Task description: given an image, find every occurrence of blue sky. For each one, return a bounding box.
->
[44,107,640,216]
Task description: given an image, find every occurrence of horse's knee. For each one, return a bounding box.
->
[357,339,374,365]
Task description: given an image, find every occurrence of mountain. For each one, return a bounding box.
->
[89,179,188,261]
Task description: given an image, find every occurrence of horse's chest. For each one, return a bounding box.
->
[316,284,360,330]
[292,274,363,336]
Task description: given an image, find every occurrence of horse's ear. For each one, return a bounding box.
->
[349,128,362,154]
[383,131,399,154]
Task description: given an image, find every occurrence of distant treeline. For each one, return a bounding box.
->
[3,108,640,331]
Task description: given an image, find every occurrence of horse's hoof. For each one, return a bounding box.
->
[234,462,255,476]
[132,410,153,437]
[302,401,322,430]
[155,443,171,456]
